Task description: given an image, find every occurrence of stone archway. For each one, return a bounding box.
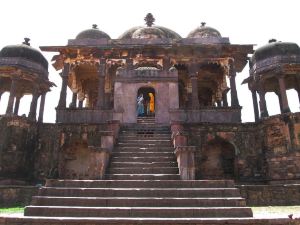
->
[137,87,155,117]
[200,138,236,179]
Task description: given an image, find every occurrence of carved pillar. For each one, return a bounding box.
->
[258,84,269,118]
[222,89,229,107]
[276,92,284,113]
[28,87,40,120]
[174,146,196,180]
[251,89,259,122]
[96,60,106,109]
[216,100,222,107]
[278,76,290,113]
[0,91,3,105]
[6,79,17,114]
[13,95,22,115]
[190,75,199,109]
[78,100,83,109]
[38,93,46,123]
[57,63,70,109]
[228,59,240,107]
[70,92,77,109]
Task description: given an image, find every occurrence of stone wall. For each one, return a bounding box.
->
[238,184,300,206]
[0,186,38,207]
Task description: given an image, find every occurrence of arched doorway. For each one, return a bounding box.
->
[200,138,236,179]
[137,87,155,117]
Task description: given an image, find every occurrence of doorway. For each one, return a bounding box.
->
[137,87,155,117]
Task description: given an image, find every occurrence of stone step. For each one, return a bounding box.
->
[25,206,253,218]
[106,174,180,180]
[31,196,246,207]
[110,162,178,168]
[117,140,172,144]
[111,156,176,163]
[38,187,240,198]
[45,179,235,188]
[114,146,174,152]
[117,142,172,147]
[2,217,291,225]
[107,167,179,174]
[112,152,174,157]
[118,137,171,141]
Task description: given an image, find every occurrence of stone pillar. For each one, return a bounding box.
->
[251,89,259,122]
[228,59,240,107]
[57,63,70,109]
[174,146,196,180]
[0,91,3,105]
[70,92,77,109]
[190,75,200,109]
[78,100,83,109]
[6,79,17,114]
[222,89,229,107]
[96,60,106,109]
[216,100,222,107]
[276,92,284,113]
[13,96,22,115]
[278,76,290,113]
[28,87,40,120]
[38,93,46,123]
[258,86,269,118]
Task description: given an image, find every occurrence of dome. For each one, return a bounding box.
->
[252,39,300,62]
[187,22,221,38]
[119,13,181,40]
[76,24,110,40]
[0,38,48,69]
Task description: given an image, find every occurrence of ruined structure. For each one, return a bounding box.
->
[1,14,300,224]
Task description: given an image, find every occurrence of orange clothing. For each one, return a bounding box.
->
[149,93,155,113]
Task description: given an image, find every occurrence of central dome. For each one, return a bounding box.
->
[187,22,222,38]
[76,24,110,40]
[119,13,181,40]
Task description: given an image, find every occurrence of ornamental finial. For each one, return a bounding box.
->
[268,39,277,43]
[201,22,206,27]
[92,24,98,29]
[144,13,155,27]
[23,38,30,46]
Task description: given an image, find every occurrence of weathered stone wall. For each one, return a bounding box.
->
[185,123,266,181]
[238,184,300,206]
[0,116,38,180]
[0,186,38,207]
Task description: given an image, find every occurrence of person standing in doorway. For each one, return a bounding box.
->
[149,93,155,115]
[137,93,144,116]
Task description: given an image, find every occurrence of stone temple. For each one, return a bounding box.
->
[0,14,300,224]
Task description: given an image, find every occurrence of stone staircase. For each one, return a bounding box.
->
[21,120,253,223]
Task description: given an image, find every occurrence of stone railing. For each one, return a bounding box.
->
[56,109,113,124]
[170,107,241,123]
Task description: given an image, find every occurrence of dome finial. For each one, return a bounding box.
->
[144,13,155,27]
[92,24,98,29]
[22,37,30,46]
[201,22,206,27]
[269,39,277,43]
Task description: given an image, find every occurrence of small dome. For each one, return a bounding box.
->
[119,13,181,40]
[76,24,110,40]
[252,40,300,63]
[187,22,221,38]
[0,38,48,69]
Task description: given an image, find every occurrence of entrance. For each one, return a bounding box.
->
[137,87,155,117]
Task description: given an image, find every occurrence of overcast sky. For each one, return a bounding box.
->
[0,0,299,122]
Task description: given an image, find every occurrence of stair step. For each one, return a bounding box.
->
[25,206,253,218]
[114,147,174,152]
[32,196,246,207]
[106,174,180,180]
[38,187,240,197]
[112,152,174,157]
[110,162,178,168]
[45,180,235,188]
[111,157,176,163]
[108,167,179,174]
[117,143,172,147]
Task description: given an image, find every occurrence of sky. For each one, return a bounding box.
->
[0,0,299,123]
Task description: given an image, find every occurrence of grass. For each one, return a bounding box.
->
[0,206,24,215]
